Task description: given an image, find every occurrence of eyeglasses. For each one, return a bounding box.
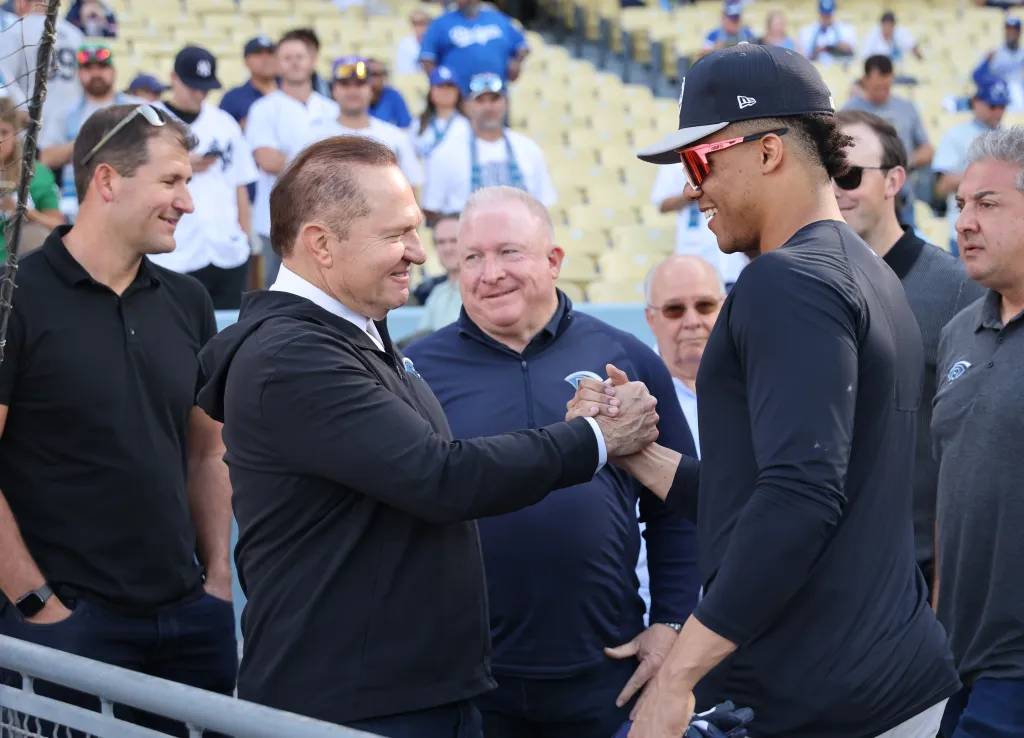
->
[832,164,893,191]
[648,299,722,319]
[334,61,369,82]
[80,104,165,166]
[677,127,788,191]
[76,45,112,66]
[468,73,503,97]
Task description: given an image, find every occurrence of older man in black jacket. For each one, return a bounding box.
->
[196,135,660,738]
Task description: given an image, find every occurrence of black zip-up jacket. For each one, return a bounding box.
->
[196,290,599,724]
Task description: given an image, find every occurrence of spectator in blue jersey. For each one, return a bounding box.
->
[405,186,699,738]
[419,0,529,86]
[973,16,1024,110]
[699,2,756,58]
[220,36,278,130]
[366,58,412,128]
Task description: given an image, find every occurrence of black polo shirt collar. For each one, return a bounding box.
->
[457,290,573,358]
[42,225,160,292]
[975,289,1024,332]
[882,226,926,280]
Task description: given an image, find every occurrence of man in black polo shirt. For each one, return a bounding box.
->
[834,109,983,592]
[0,104,237,724]
[570,45,959,738]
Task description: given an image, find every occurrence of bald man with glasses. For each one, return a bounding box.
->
[0,104,238,731]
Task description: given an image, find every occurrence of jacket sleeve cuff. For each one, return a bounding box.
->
[582,417,607,472]
[544,417,601,487]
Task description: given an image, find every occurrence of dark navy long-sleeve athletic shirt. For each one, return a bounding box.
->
[406,295,699,678]
[665,221,959,738]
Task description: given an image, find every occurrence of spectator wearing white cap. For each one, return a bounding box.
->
[799,0,857,65]
[421,72,555,220]
[323,57,423,188]
[415,65,470,160]
[150,46,258,310]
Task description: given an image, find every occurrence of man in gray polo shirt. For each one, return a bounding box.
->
[843,54,932,226]
[834,109,983,594]
[933,126,1024,737]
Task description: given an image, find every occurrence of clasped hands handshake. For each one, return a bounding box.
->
[565,363,660,460]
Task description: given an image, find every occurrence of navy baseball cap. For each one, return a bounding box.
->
[724,2,742,18]
[1006,15,1021,28]
[127,73,167,95]
[429,65,459,87]
[819,0,836,14]
[976,76,1010,107]
[637,44,835,164]
[244,35,276,56]
[174,46,222,91]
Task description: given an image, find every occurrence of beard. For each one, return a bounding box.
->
[84,77,113,98]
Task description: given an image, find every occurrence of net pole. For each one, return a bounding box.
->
[0,0,61,364]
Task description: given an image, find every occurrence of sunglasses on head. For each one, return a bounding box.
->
[677,128,788,191]
[649,299,722,320]
[334,61,368,82]
[468,73,503,97]
[77,45,112,66]
[81,104,165,166]
[832,164,893,191]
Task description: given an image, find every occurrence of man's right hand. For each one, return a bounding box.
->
[25,596,73,625]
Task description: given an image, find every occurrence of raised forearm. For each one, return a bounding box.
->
[615,443,683,500]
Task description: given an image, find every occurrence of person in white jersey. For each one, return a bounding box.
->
[245,29,338,286]
[415,65,470,160]
[323,56,423,188]
[0,0,83,152]
[149,46,258,310]
[421,72,555,221]
[649,163,747,287]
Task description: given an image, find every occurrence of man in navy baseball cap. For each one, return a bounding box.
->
[173,45,222,92]
[616,41,961,738]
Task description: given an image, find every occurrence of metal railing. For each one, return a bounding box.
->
[0,635,380,738]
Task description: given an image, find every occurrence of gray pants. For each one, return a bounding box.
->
[260,234,280,288]
[874,699,948,738]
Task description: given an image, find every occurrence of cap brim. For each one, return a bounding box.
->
[188,77,222,91]
[636,122,729,164]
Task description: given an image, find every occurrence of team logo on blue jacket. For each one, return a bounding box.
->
[402,357,421,379]
[564,370,602,389]
[946,360,972,384]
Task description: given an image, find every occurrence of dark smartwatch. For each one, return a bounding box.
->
[15,583,54,618]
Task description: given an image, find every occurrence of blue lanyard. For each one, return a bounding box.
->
[424,115,456,157]
[470,131,525,193]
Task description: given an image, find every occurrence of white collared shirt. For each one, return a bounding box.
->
[270,264,385,351]
[672,376,700,459]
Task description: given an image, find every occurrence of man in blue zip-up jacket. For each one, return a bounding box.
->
[405,186,699,738]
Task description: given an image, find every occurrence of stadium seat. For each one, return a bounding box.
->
[586,279,645,303]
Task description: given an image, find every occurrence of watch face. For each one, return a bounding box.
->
[16,592,46,618]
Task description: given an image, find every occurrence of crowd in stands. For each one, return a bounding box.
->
[0,0,1022,737]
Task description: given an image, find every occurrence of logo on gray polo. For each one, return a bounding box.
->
[946,360,972,384]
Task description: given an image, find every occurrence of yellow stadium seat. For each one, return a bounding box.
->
[598,249,662,281]
[567,204,637,231]
[554,226,609,257]
[586,280,645,303]
[556,281,587,303]
[559,254,599,283]
[609,224,675,255]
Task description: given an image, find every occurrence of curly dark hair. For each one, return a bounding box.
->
[733,114,852,180]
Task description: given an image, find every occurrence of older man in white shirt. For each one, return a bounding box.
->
[643,254,725,458]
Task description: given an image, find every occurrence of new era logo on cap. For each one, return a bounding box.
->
[737,95,756,109]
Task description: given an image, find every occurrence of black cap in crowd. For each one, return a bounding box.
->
[174,45,222,91]
[244,35,276,56]
[637,43,835,165]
